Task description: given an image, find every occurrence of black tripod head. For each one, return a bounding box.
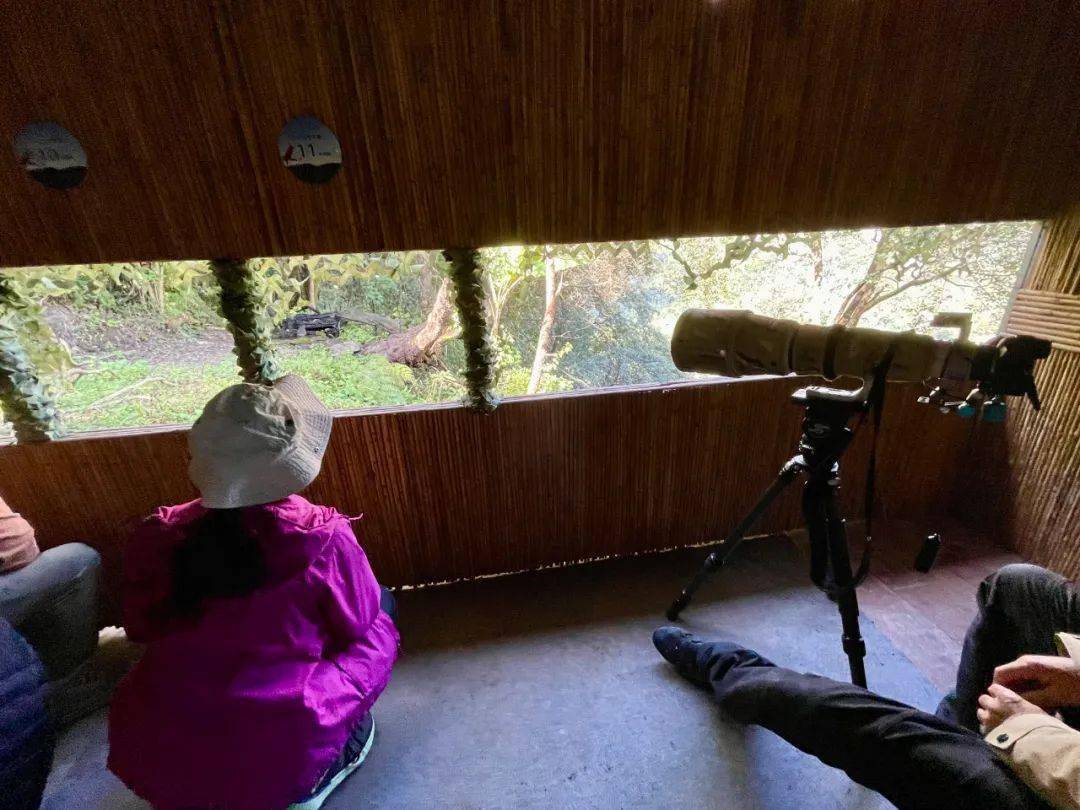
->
[791,386,867,474]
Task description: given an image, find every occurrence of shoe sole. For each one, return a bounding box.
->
[288,716,376,810]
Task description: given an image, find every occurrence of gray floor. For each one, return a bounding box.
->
[45,537,939,809]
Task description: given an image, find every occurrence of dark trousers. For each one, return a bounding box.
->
[697,643,1048,809]
[380,586,399,624]
[940,563,1080,731]
[0,619,53,810]
[0,543,101,679]
[695,562,1080,809]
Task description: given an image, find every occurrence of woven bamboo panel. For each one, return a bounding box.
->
[1005,289,1080,352]
[0,378,964,619]
[958,206,1080,576]
[957,349,1080,575]
[2,1,1079,266]
[1028,205,1080,295]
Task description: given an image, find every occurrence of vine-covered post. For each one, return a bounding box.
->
[0,274,62,442]
[443,248,498,412]
[210,258,284,385]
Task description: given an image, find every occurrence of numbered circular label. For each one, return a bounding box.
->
[278,116,342,184]
[14,121,88,189]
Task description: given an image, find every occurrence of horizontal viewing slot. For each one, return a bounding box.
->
[0,220,1039,442]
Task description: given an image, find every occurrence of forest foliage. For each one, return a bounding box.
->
[0,221,1037,437]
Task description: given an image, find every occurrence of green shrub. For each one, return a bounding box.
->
[279,348,419,409]
[57,348,431,432]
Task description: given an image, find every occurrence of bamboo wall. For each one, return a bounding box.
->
[960,207,1080,575]
[2,1,1079,594]
[0,378,965,619]
[2,0,1079,267]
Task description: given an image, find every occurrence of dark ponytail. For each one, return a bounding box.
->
[171,508,267,615]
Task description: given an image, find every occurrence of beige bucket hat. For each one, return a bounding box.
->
[188,374,333,509]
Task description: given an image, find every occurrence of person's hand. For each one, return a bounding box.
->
[993,654,1080,710]
[978,683,1049,733]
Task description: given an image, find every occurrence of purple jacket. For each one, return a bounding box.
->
[108,496,400,809]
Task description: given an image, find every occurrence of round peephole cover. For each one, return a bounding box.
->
[278,116,342,184]
[14,121,88,190]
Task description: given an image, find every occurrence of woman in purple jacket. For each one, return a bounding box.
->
[108,375,400,810]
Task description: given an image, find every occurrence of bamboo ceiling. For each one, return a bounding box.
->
[2,0,1079,267]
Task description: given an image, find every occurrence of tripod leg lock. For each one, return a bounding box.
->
[842,635,866,660]
[666,592,691,621]
[704,551,725,571]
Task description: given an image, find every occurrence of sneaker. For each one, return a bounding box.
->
[288,715,376,810]
[652,626,710,686]
[653,628,766,687]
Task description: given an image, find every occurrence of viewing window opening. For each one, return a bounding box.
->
[0,220,1039,439]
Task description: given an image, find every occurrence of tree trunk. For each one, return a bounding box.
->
[417,252,440,309]
[833,234,887,326]
[833,280,876,326]
[488,300,503,343]
[338,310,402,334]
[809,233,824,284]
[355,278,455,367]
[413,277,454,351]
[154,264,165,315]
[485,275,523,345]
[527,249,562,394]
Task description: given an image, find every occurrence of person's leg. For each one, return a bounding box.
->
[294,713,375,807]
[940,563,1080,731]
[654,629,1047,810]
[0,543,102,679]
[46,625,144,730]
[380,586,398,624]
[0,619,54,810]
[294,589,394,806]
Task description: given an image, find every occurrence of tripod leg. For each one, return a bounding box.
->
[666,463,800,620]
[805,477,868,687]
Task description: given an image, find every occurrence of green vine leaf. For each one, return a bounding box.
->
[211,259,285,385]
[0,305,63,442]
[443,248,498,413]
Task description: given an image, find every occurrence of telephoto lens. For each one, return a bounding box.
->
[670,309,972,384]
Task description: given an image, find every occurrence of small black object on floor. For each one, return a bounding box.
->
[915,533,943,573]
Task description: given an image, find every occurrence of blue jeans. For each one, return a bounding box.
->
[0,543,101,680]
[0,617,53,810]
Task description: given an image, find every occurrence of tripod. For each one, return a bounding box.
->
[666,386,872,687]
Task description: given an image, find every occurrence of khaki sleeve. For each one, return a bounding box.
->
[986,713,1080,809]
[1056,633,1080,668]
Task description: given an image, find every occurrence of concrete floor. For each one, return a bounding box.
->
[45,536,943,809]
